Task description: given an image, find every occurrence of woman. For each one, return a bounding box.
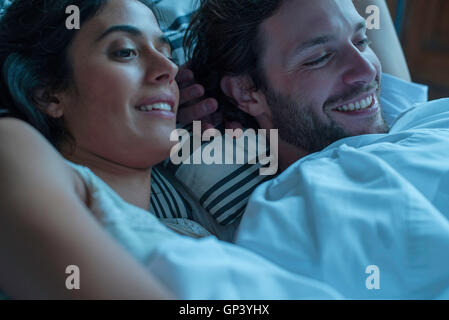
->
[0,0,334,301]
[0,0,204,299]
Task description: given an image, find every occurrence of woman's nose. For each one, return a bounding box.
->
[144,51,178,85]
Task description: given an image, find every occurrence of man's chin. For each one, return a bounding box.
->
[333,106,389,136]
[344,120,390,136]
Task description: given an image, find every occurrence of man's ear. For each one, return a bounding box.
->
[220,75,267,117]
[33,89,64,118]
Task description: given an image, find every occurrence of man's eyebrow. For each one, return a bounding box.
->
[286,21,367,62]
[284,34,335,67]
[95,25,143,42]
[294,35,334,55]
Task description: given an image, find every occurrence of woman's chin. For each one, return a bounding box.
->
[135,146,173,168]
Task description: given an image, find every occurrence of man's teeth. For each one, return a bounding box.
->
[137,103,171,112]
[335,95,373,112]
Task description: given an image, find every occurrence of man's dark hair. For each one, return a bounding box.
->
[184,0,283,129]
[0,0,153,149]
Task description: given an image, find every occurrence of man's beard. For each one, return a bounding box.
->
[263,86,390,153]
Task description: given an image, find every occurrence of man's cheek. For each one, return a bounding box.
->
[367,48,382,74]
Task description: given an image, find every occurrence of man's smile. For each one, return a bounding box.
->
[331,93,379,116]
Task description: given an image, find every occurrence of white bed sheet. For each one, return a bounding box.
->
[235,98,449,299]
[147,98,449,299]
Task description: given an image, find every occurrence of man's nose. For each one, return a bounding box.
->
[144,51,178,85]
[341,46,377,87]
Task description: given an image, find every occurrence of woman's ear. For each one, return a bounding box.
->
[220,75,268,117]
[34,88,64,118]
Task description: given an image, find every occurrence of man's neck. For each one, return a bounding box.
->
[277,139,310,172]
[254,116,310,173]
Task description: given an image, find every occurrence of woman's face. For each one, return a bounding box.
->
[60,0,179,168]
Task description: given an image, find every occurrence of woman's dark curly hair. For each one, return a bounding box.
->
[184,0,283,129]
[0,0,153,149]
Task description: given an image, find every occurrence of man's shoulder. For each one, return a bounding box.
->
[390,97,449,132]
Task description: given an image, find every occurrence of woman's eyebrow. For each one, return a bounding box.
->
[94,25,171,49]
[95,25,142,42]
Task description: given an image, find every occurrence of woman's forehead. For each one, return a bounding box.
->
[80,0,160,41]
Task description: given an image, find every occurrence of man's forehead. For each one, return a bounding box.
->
[260,0,362,47]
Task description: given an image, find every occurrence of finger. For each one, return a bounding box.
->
[225,121,243,131]
[176,68,195,87]
[255,113,273,130]
[201,121,216,133]
[179,84,205,105]
[177,99,218,124]
[210,108,224,126]
[179,61,192,70]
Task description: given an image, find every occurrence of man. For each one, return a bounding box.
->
[173,0,449,299]
[169,0,427,229]
[181,0,418,169]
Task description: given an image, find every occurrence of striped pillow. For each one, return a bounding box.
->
[153,0,197,66]
[150,167,193,220]
[167,161,271,225]
[165,124,273,225]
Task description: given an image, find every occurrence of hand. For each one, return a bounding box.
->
[176,66,244,131]
[176,67,219,130]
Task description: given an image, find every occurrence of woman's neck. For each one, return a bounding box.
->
[63,147,153,210]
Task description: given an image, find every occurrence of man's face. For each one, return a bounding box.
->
[258,0,388,152]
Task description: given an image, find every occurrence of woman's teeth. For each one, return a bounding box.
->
[334,95,374,112]
[137,103,172,112]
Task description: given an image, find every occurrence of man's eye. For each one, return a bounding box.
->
[303,52,333,67]
[356,38,372,50]
[112,48,137,59]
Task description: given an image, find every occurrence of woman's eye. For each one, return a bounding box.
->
[166,55,177,64]
[112,48,137,59]
[303,52,333,67]
[160,47,176,64]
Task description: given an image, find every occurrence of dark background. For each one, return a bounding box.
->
[388,0,449,100]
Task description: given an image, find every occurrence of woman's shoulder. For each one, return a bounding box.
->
[0,117,83,201]
[0,117,50,149]
[0,116,37,134]
[0,117,63,166]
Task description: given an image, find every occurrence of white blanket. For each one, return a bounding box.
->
[235,98,449,299]
[147,99,449,299]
